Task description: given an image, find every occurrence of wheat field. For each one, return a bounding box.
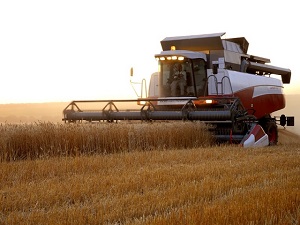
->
[0,122,213,162]
[0,122,299,224]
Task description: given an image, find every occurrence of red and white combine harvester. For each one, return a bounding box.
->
[63,32,294,147]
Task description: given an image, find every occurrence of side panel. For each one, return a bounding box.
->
[235,86,285,118]
[207,69,285,119]
[148,72,159,97]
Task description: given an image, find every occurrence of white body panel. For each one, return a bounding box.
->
[148,72,159,97]
[241,124,269,147]
[243,133,269,147]
[207,69,283,96]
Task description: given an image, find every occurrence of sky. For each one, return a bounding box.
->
[0,0,299,104]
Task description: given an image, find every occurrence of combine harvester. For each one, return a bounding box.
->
[63,32,294,147]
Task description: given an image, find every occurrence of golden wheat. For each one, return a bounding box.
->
[0,121,213,162]
[0,144,299,224]
[0,122,299,224]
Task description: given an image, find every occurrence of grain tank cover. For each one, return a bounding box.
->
[161,32,226,52]
[225,37,249,54]
[160,32,249,54]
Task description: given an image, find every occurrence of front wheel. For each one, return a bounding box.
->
[265,122,278,145]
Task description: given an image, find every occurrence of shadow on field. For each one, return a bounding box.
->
[276,94,299,135]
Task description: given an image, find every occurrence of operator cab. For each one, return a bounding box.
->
[155,50,207,98]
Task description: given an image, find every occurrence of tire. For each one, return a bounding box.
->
[266,122,278,146]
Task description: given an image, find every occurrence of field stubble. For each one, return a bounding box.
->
[0,122,299,224]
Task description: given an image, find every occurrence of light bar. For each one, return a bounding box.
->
[155,56,185,61]
[193,99,218,106]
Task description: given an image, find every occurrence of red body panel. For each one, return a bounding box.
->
[234,87,285,119]
[251,124,267,142]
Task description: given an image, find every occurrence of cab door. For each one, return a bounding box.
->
[192,59,207,97]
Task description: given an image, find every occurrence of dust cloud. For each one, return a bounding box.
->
[276,94,300,135]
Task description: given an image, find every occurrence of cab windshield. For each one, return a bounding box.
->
[159,58,207,97]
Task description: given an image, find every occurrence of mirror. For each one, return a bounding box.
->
[130,67,133,77]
